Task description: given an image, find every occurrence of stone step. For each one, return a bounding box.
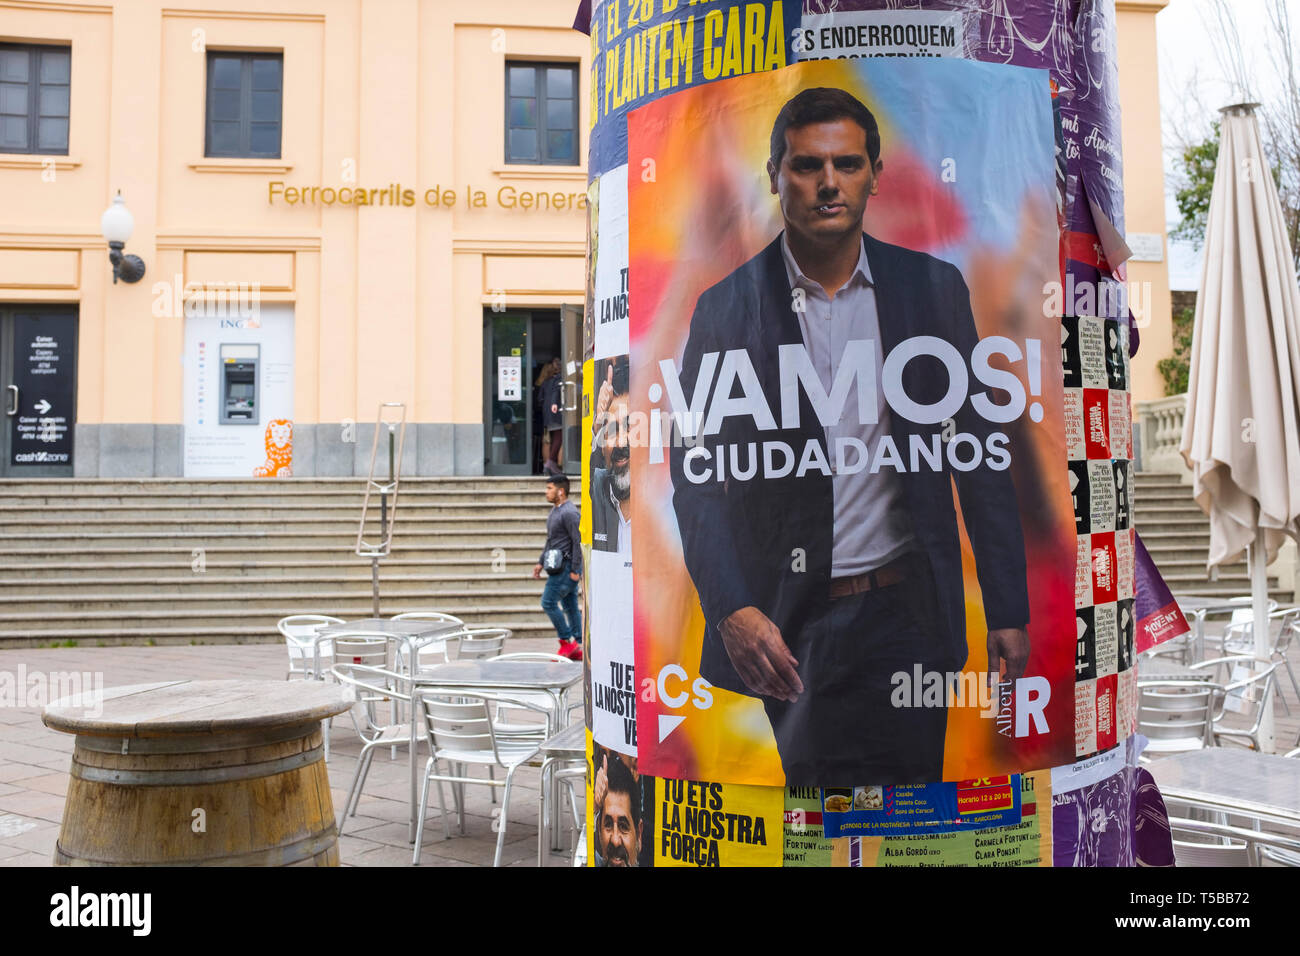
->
[1132,505,1205,517]
[0,530,546,549]
[0,554,544,578]
[0,503,555,521]
[0,571,543,591]
[1133,472,1189,485]
[0,485,581,505]
[0,515,551,534]
[0,601,553,634]
[0,586,546,614]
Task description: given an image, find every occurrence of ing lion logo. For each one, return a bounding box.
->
[254,418,293,477]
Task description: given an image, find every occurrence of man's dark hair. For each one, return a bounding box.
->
[600,354,630,397]
[604,755,641,829]
[547,473,570,496]
[769,87,880,168]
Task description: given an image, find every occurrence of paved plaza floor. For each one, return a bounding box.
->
[0,639,585,867]
[0,635,1296,867]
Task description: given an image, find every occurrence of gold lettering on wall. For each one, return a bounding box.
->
[267,181,588,211]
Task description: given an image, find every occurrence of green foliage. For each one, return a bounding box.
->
[1158,306,1196,396]
[1171,122,1220,246]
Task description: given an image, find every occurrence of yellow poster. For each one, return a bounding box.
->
[652,778,783,867]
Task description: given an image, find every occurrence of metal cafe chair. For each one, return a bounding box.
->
[1167,815,1300,867]
[1190,656,1283,751]
[1136,680,1224,758]
[278,614,344,680]
[278,614,344,758]
[411,690,548,867]
[444,627,511,661]
[331,632,409,746]
[1206,607,1299,713]
[329,661,415,835]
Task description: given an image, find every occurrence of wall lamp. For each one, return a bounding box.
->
[100,191,146,284]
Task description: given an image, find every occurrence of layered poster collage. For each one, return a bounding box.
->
[578,0,1180,867]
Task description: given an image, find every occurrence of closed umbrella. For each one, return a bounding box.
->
[1180,103,1300,752]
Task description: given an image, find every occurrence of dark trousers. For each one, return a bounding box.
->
[761,567,956,786]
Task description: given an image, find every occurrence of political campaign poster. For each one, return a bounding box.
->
[652,776,783,866]
[586,0,799,179]
[589,739,654,866]
[820,776,1021,838]
[627,56,1072,788]
[587,352,638,756]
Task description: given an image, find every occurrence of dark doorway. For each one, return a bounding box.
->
[483,307,582,476]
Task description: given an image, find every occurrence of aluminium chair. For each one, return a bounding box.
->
[445,627,511,660]
[330,660,416,835]
[1206,608,1299,715]
[278,614,344,758]
[278,614,344,680]
[330,631,407,746]
[1135,680,1223,758]
[1190,656,1283,751]
[411,690,549,866]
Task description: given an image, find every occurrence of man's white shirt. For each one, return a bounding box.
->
[780,234,916,577]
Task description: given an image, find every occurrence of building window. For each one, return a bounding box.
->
[205,52,282,158]
[0,43,71,155]
[505,62,578,165]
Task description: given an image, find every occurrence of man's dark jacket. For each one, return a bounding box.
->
[669,232,1030,697]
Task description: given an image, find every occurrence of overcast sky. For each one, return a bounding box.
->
[1155,0,1291,289]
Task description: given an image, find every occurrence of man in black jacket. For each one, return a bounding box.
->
[669,87,1030,784]
[534,473,584,661]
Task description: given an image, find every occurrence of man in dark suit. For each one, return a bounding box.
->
[669,87,1030,785]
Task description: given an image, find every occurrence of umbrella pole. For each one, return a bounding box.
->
[1251,529,1275,752]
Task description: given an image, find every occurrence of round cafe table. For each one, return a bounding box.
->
[43,679,353,866]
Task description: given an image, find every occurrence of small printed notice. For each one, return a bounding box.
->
[820,777,1021,838]
[497,355,521,401]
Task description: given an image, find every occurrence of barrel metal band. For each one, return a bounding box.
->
[55,825,338,867]
[76,721,319,756]
[71,744,324,786]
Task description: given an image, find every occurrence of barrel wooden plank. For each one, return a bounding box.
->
[45,680,351,738]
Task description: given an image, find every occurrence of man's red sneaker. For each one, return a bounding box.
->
[559,639,583,661]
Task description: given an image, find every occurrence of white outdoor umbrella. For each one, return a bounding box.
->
[1180,103,1300,752]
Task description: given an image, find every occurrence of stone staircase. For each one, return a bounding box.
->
[1134,471,1291,601]
[0,477,579,646]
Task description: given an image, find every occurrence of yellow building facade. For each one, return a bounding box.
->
[0,0,1170,478]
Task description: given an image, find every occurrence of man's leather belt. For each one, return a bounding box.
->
[829,554,911,598]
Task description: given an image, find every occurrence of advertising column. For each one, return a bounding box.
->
[578,0,1152,868]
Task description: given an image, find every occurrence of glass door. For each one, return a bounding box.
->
[2,305,78,477]
[483,311,531,474]
[559,304,583,477]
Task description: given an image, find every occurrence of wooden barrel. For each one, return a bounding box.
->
[44,680,353,867]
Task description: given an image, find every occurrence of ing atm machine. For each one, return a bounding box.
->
[219,343,259,425]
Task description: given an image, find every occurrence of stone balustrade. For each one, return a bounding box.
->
[1136,392,1190,477]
